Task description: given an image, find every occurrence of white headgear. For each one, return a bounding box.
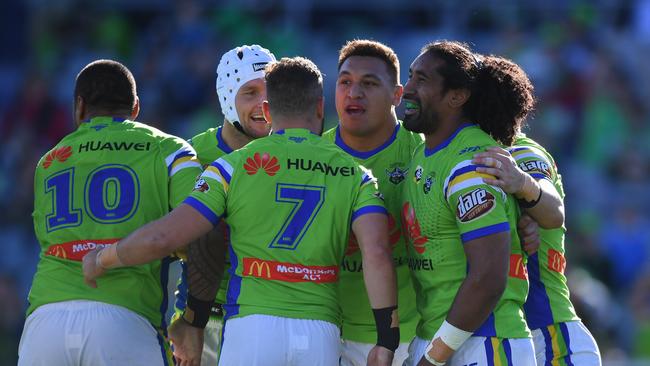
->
[216,44,276,125]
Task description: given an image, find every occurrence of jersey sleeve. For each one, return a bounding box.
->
[162,137,203,209]
[351,166,387,224]
[182,156,234,227]
[508,146,556,182]
[443,159,510,244]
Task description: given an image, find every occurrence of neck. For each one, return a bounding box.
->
[76,111,131,127]
[423,114,469,149]
[339,112,397,152]
[273,116,321,135]
[221,121,253,150]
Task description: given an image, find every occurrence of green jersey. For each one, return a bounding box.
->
[513,135,579,329]
[175,126,233,314]
[29,116,202,329]
[402,124,530,339]
[184,128,386,324]
[323,123,421,343]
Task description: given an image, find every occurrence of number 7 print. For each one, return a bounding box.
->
[269,183,325,250]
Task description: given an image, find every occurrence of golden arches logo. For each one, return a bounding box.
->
[247,260,271,279]
[50,245,67,259]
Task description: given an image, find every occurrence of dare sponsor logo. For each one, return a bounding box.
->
[547,249,566,274]
[456,188,495,222]
[345,214,401,255]
[243,258,338,283]
[45,239,120,261]
[244,152,280,176]
[43,146,72,169]
[193,178,210,193]
[509,254,528,280]
[401,202,427,254]
[518,160,551,178]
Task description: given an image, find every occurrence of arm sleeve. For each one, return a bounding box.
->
[163,137,203,208]
[351,166,387,224]
[508,146,557,183]
[182,156,234,227]
[443,159,511,244]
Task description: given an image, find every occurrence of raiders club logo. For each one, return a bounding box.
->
[386,165,408,185]
[456,188,495,222]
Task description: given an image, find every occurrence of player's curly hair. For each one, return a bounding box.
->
[265,57,323,118]
[338,39,400,85]
[74,59,137,114]
[421,41,535,145]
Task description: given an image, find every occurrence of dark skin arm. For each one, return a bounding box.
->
[169,224,227,366]
[419,231,510,365]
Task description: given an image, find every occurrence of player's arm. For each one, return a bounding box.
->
[353,212,398,366]
[352,167,399,366]
[82,203,215,287]
[168,226,226,366]
[421,231,510,365]
[473,146,564,229]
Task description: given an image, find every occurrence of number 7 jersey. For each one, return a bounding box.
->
[29,116,202,329]
[184,128,386,325]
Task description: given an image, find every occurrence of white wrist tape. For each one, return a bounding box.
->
[96,243,124,269]
[422,346,446,366]
[434,320,473,351]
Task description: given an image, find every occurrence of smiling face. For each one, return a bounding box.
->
[235,78,270,138]
[335,56,402,137]
[402,52,449,135]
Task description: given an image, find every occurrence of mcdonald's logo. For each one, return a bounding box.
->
[509,254,528,280]
[44,239,120,261]
[244,258,271,279]
[547,249,566,274]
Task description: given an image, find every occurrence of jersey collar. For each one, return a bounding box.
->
[334,123,400,160]
[215,126,234,153]
[424,123,475,157]
[273,128,318,136]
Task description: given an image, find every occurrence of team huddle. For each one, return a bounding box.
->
[18,40,602,366]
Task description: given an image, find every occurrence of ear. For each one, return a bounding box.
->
[130,97,140,120]
[392,84,403,107]
[316,97,324,121]
[448,89,470,109]
[74,96,85,126]
[262,100,272,123]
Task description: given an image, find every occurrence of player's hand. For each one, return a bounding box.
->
[518,213,540,255]
[473,147,525,195]
[168,316,204,366]
[367,345,394,366]
[417,337,453,366]
[82,248,105,288]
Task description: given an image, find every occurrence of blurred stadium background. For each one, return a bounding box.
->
[1,0,649,364]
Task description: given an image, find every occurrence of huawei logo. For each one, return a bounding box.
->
[244,152,280,176]
[43,146,72,169]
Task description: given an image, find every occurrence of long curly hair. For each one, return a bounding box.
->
[421,41,535,145]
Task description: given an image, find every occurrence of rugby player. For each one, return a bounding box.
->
[471,89,602,364]
[323,39,421,366]
[19,59,202,365]
[400,41,536,366]
[170,44,276,365]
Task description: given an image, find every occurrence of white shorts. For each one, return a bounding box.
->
[340,340,410,366]
[218,314,340,366]
[18,300,171,366]
[405,335,535,366]
[201,316,224,366]
[532,321,601,365]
